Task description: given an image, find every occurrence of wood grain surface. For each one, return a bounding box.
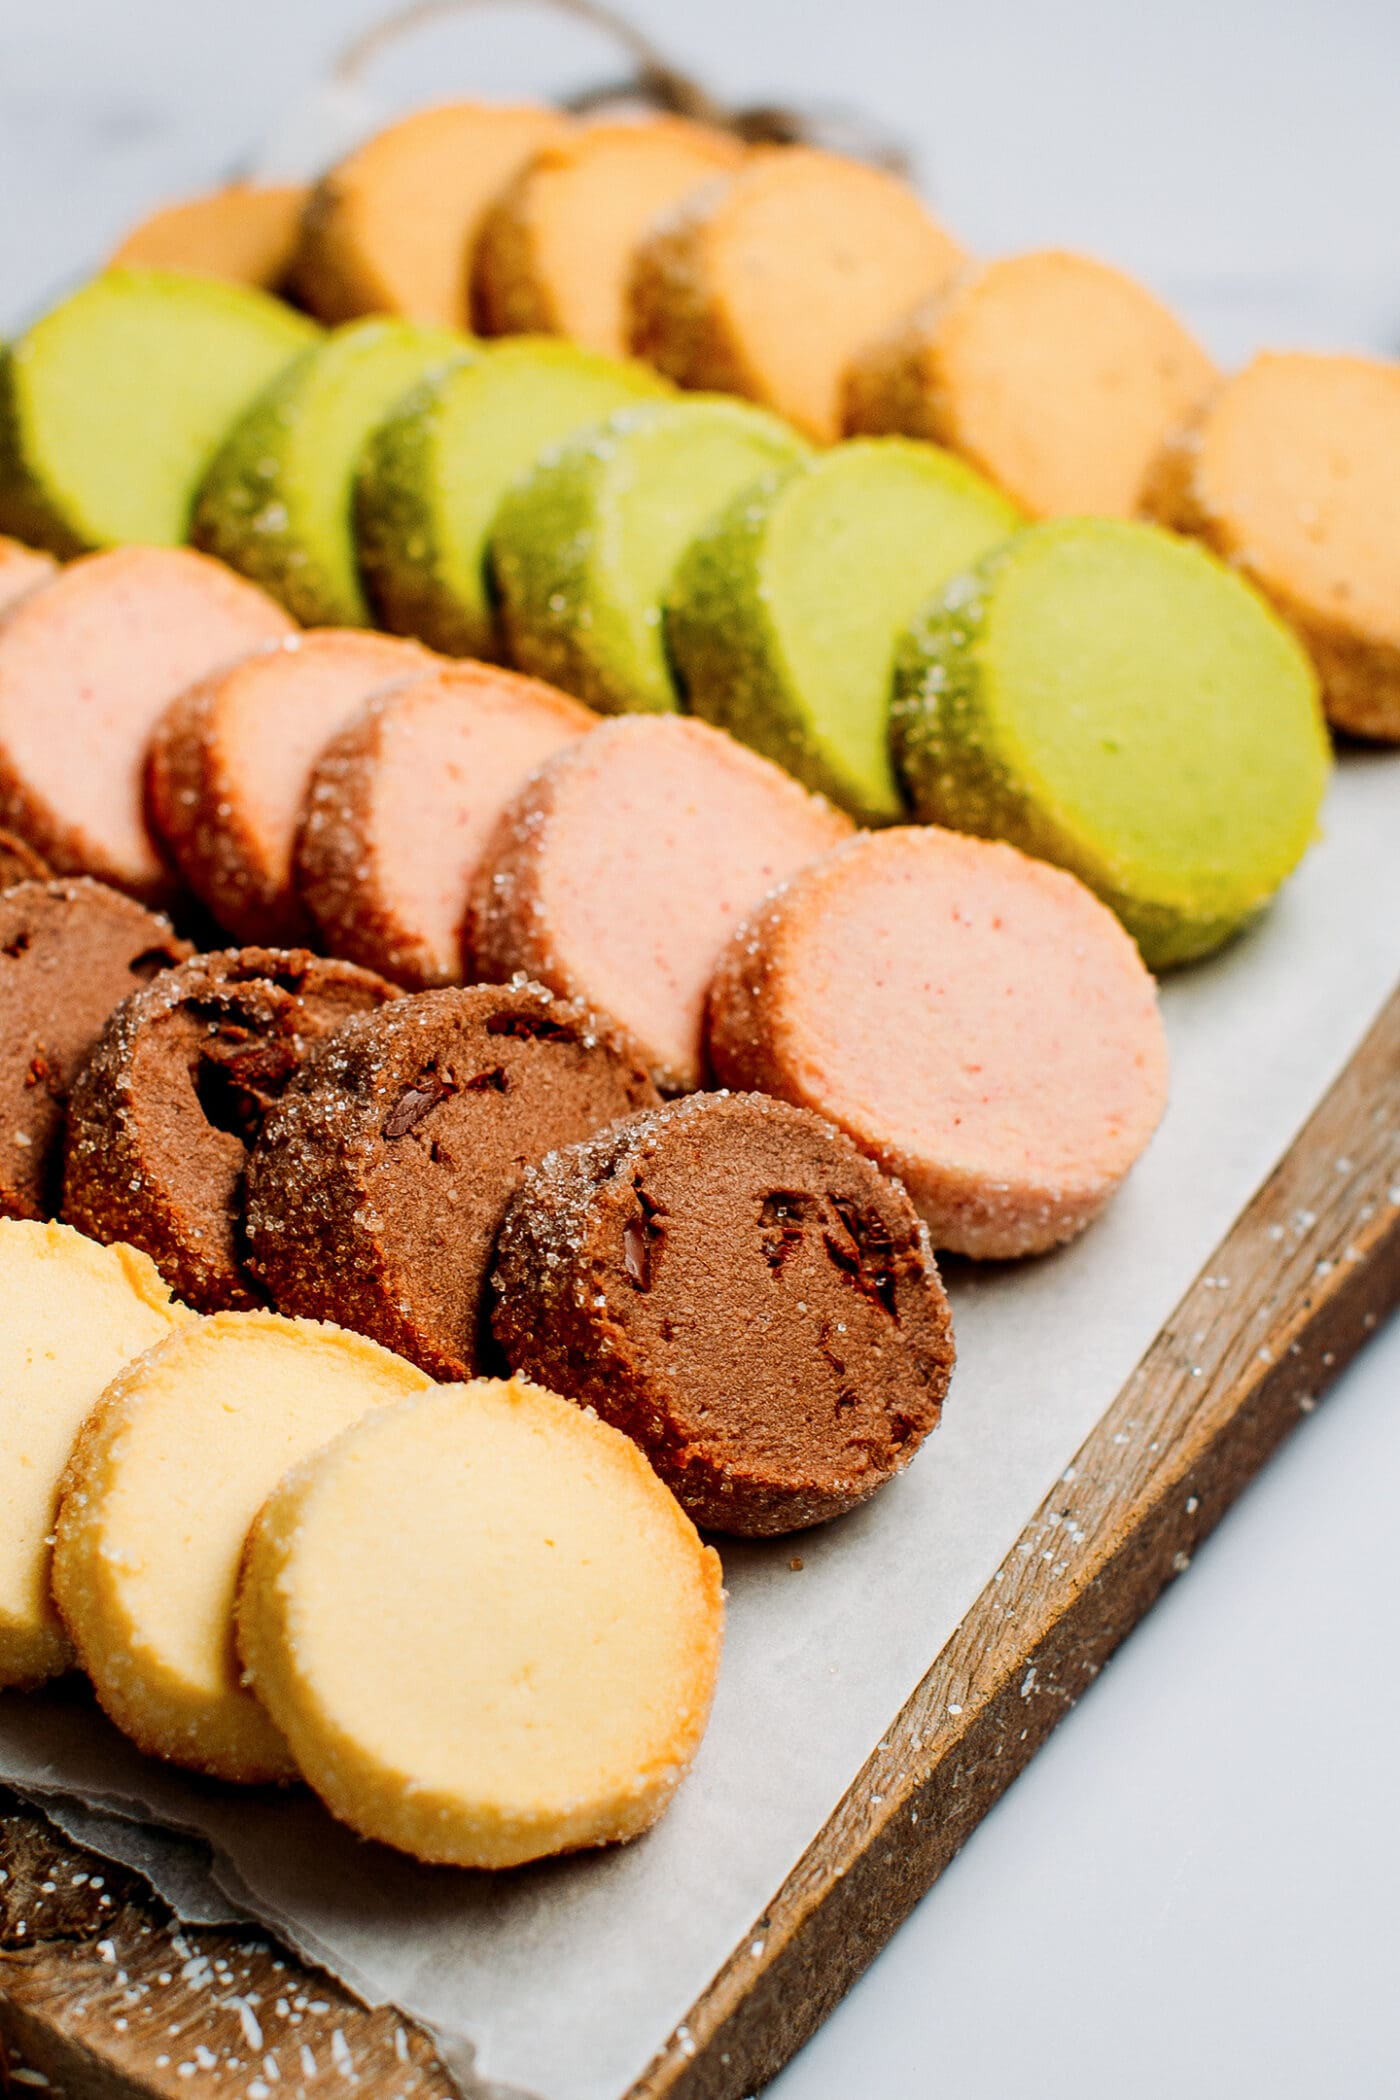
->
[2,986,1397,2100]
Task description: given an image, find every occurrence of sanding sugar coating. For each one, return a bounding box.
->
[0,878,190,1220]
[243,979,659,1379]
[706,827,1170,1259]
[891,518,1332,969]
[62,947,400,1313]
[236,1376,725,1867]
[296,661,596,991]
[468,713,853,1093]
[492,1091,955,1535]
[52,1309,431,1784]
[148,627,434,947]
[1144,349,1400,742]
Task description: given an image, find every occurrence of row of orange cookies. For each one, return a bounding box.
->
[0,1219,723,1867]
[114,105,966,442]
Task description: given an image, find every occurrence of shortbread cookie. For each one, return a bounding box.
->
[494,1094,954,1534]
[1144,350,1400,740]
[236,1375,724,1865]
[0,270,316,554]
[53,1310,430,1782]
[0,1220,182,1690]
[109,184,309,291]
[492,396,808,714]
[244,981,658,1378]
[294,102,569,328]
[193,317,470,627]
[0,879,188,1219]
[708,828,1170,1257]
[63,949,399,1312]
[846,251,1216,518]
[0,546,294,899]
[470,715,852,1092]
[148,630,433,945]
[629,148,966,441]
[0,536,56,617]
[474,118,742,355]
[669,437,1018,822]
[0,826,49,889]
[297,664,594,989]
[357,337,667,657]
[891,519,1332,968]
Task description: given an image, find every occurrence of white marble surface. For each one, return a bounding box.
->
[1,3,1397,2094]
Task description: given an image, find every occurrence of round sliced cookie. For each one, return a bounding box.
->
[0,1219,184,1691]
[474,117,742,356]
[494,1093,954,1535]
[0,536,57,618]
[0,878,189,1220]
[629,147,967,442]
[63,948,399,1313]
[108,183,309,291]
[0,826,49,889]
[193,317,472,628]
[294,102,569,328]
[668,438,1019,824]
[0,269,316,555]
[492,396,808,715]
[846,250,1217,519]
[53,1310,431,1783]
[297,663,595,990]
[708,827,1170,1258]
[244,981,659,1379]
[0,545,294,899]
[1144,350,1400,740]
[891,518,1333,968]
[237,1375,724,1865]
[358,338,669,659]
[469,714,853,1093]
[148,629,434,946]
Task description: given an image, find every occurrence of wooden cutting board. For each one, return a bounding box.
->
[2,984,1396,2100]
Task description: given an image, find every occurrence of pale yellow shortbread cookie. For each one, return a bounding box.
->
[52,1310,430,1783]
[0,1220,183,1690]
[236,1376,725,1867]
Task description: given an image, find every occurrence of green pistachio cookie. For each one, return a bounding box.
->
[891,518,1333,968]
[667,437,1020,825]
[0,270,317,555]
[491,397,809,716]
[356,337,669,659]
[192,317,470,627]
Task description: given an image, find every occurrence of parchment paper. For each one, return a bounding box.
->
[1,750,1396,2100]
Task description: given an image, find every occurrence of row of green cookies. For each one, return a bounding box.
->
[0,269,1331,970]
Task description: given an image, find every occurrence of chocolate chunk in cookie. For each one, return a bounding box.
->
[62,948,399,1311]
[492,1091,956,1534]
[244,980,659,1378]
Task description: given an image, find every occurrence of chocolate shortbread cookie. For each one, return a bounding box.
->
[0,829,50,891]
[63,948,398,1312]
[0,878,189,1219]
[492,1091,956,1535]
[244,981,659,1378]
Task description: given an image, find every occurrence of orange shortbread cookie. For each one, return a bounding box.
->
[629,147,966,442]
[475,118,743,356]
[1145,350,1400,740]
[236,1376,724,1867]
[109,185,309,291]
[846,250,1216,518]
[294,102,569,328]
